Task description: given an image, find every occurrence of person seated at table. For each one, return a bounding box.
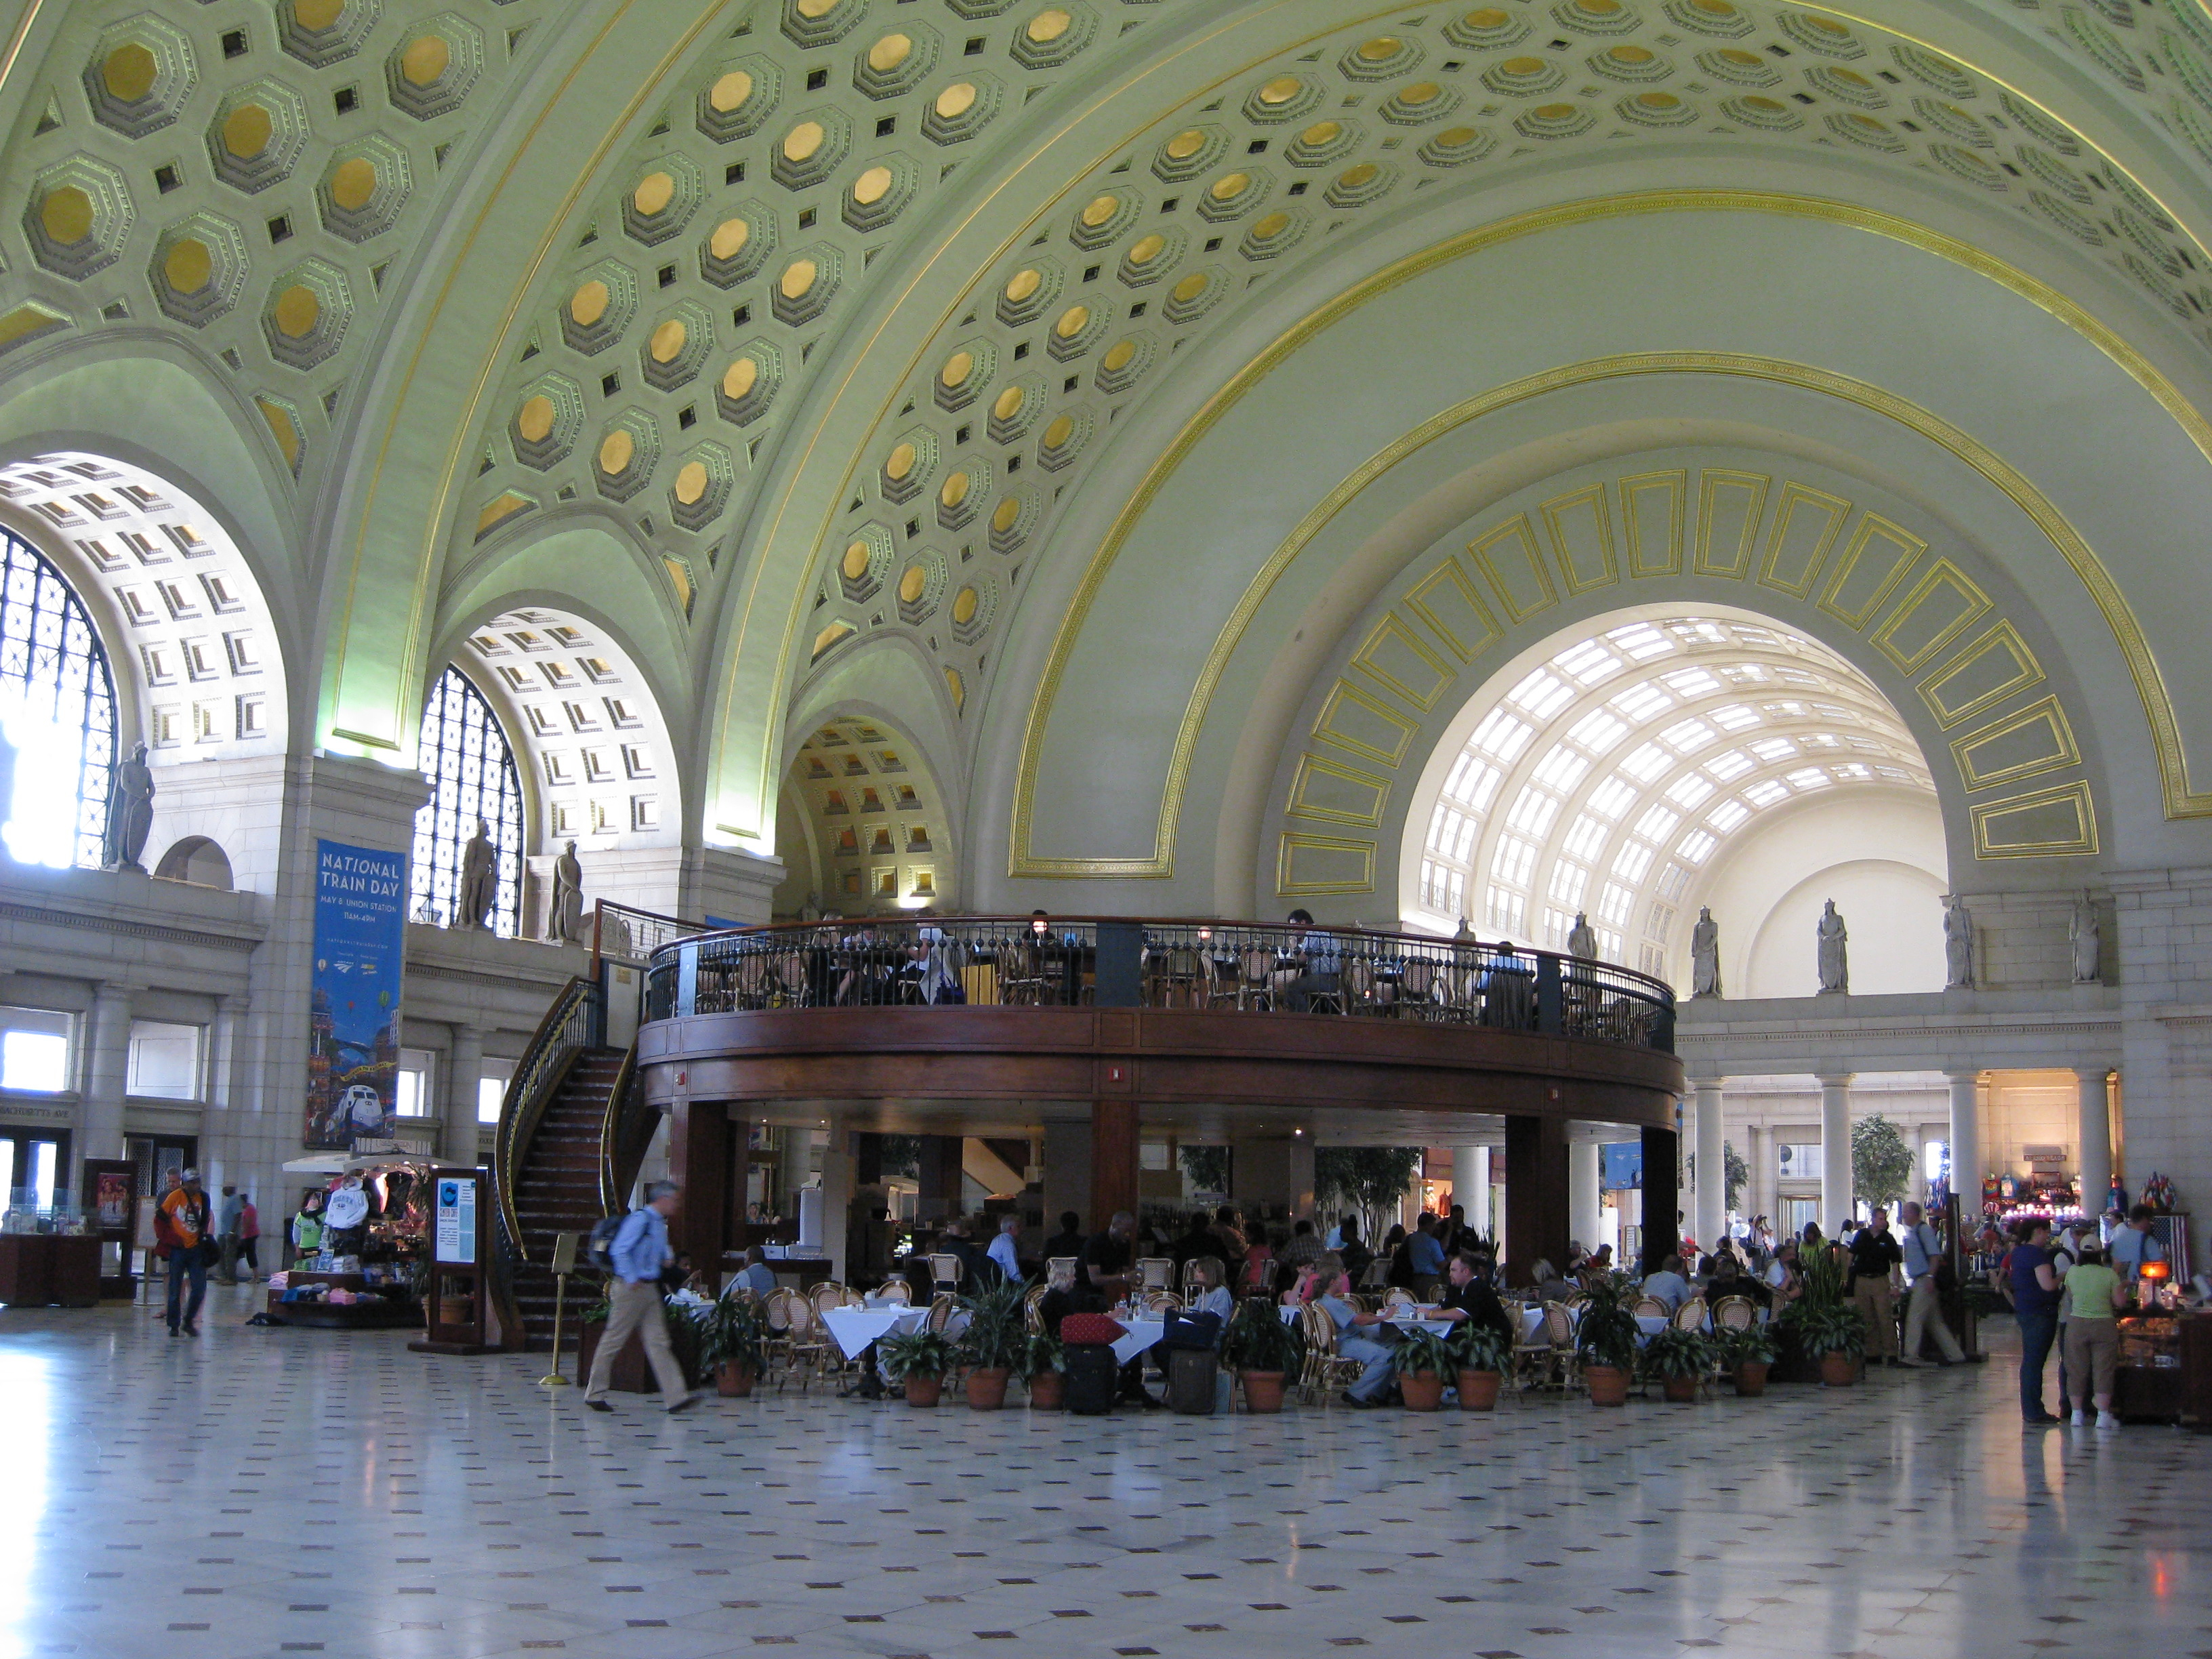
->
[1380,1224,1413,1290]
[1765,1239,1804,1307]
[1273,909,1345,1011]
[1170,1211,1218,1269]
[1240,1227,1279,1296]
[1406,1212,1447,1299]
[986,1214,1025,1285]
[726,1245,777,1298]
[1337,1217,1373,1288]
[1433,1250,1515,1344]
[1043,1210,1086,1263]
[1036,1256,1097,1333]
[1641,1254,1693,1311]
[1583,1244,1616,1280]
[1312,1256,1399,1409]
[1702,1250,1765,1310]
[943,1216,997,1286]
[1526,1258,1578,1304]
[1187,1256,1235,1324]
[1278,1218,1325,1274]
[1210,1204,1250,1264]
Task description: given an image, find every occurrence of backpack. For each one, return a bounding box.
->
[587,1212,636,1273]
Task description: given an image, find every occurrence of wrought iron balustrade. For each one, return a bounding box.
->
[643,916,1675,1054]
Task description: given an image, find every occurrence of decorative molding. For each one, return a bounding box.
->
[0,899,260,954]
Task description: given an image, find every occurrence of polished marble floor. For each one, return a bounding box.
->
[3,1284,2206,1659]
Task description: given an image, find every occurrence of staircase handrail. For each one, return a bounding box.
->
[590,898,712,972]
[491,973,602,1266]
[595,1042,647,1217]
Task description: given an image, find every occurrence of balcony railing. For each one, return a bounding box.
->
[643,916,1675,1054]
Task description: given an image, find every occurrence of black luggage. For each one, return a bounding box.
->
[1063,1342,1119,1414]
[1166,1345,1218,1414]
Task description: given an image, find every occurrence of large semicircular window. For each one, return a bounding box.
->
[1410,614,1934,975]
[412,665,526,935]
[0,527,119,869]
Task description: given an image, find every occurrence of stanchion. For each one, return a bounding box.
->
[539,1231,579,1389]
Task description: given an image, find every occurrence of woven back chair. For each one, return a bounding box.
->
[1711,1294,1756,1332]
[928,1252,963,1294]
[874,1278,912,1305]
[775,951,811,1005]
[1673,1297,1708,1333]
[734,952,775,1009]
[1136,1256,1174,1292]
[1632,1295,1670,1322]
[1542,1302,1582,1390]
[1298,1303,1364,1403]
[1144,1291,1184,1316]
[809,1282,849,1319]
[924,1292,959,1334]
[1397,957,1438,1018]
[1511,1306,1554,1391]
[996,938,1049,1006]
[1237,947,1277,1011]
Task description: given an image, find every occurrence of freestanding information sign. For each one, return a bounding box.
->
[411,1165,496,1355]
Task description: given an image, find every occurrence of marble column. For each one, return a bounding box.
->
[447,1024,484,1168]
[1456,1145,1492,1237]
[1694,1078,1727,1251]
[2076,1066,2114,1220]
[1819,1074,1854,1231]
[1568,1139,1602,1256]
[819,1114,854,1286]
[1945,1071,1982,1225]
[80,983,135,1166]
[1744,1122,1771,1233]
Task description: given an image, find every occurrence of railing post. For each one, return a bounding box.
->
[676,940,699,1017]
[1652,998,1675,1055]
[1536,954,1562,1035]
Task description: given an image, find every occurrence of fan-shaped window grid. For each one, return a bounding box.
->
[0,529,117,868]
[1413,615,1933,977]
[412,666,525,935]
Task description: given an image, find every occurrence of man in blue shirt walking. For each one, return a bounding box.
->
[584,1182,700,1414]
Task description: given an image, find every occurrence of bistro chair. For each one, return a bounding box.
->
[1144,1291,1184,1316]
[1542,1303,1582,1391]
[1136,1256,1174,1292]
[996,937,1050,1006]
[1237,948,1277,1011]
[928,1252,964,1296]
[733,952,776,1010]
[1395,958,1441,1020]
[1299,1303,1364,1404]
[1150,944,1206,1008]
[874,1278,912,1306]
[774,951,812,1007]
[1511,1310,1554,1391]
[1632,1295,1670,1323]
[924,1293,960,1334]
[761,1288,796,1383]
[1673,1297,1709,1334]
[1711,1295,1757,1332]
[809,1282,851,1319]
[783,1295,836,1389]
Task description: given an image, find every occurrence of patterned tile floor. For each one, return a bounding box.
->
[3,1285,2207,1658]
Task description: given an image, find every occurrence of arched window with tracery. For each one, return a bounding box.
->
[411,665,525,935]
[0,527,118,869]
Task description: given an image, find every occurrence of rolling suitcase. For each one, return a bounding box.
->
[1063,1343,1119,1414]
[1167,1346,1218,1414]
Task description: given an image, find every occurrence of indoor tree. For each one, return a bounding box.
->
[1314,1147,1424,1242]
[1851,1115,1915,1212]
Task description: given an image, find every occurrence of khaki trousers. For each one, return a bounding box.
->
[1903,1276,1965,1362]
[2062,1318,2119,1404]
[585,1278,690,1405]
[1851,1278,1897,1359]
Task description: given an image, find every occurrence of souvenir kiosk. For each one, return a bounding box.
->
[266,1151,432,1329]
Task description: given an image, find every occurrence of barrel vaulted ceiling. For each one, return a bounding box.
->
[4,0,2212,878]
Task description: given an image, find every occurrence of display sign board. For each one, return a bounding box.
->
[304,840,407,1151]
[434,1176,478,1265]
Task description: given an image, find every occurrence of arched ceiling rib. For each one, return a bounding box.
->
[1409,613,1936,975]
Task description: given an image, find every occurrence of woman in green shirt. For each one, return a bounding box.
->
[2060,1243,2127,1429]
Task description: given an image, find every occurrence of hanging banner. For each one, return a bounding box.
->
[304,840,407,1151]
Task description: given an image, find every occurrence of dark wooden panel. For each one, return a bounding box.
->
[1641,1124,1679,1277]
[1506,1114,1568,1285]
[666,1100,729,1277]
[1091,1100,1139,1230]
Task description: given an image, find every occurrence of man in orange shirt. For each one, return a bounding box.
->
[157,1168,211,1336]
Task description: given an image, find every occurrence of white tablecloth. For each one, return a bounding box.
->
[1515,1307,1668,1343]
[821,1306,926,1359]
[1111,1318,1166,1365]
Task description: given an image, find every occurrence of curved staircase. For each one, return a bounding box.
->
[506,1046,628,1351]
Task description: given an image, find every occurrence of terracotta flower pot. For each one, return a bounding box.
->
[966,1367,1010,1410]
[1662,1374,1699,1404]
[716,1361,756,1398]
[1399,1372,1446,1412]
[1734,1361,1769,1397]
[1457,1369,1502,1412]
[903,1373,943,1407]
[1585,1364,1630,1407]
[1028,1370,1065,1410]
[1240,1370,1286,1413]
[1818,1351,1858,1388]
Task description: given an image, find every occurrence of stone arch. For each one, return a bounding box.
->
[153,834,233,890]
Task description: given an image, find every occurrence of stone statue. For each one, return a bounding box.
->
[1944,895,1975,989]
[1690,906,1721,998]
[546,840,586,945]
[2070,893,2102,984]
[1815,899,1849,995]
[1566,910,1597,961]
[453,818,497,930]
[102,740,155,871]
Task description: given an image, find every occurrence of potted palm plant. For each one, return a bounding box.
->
[880,1328,956,1407]
[1391,1326,1453,1411]
[1796,1302,1867,1386]
[1715,1324,1776,1396]
[1638,1326,1714,1403]
[956,1280,1028,1410]
[1219,1296,1305,1413]
[697,1294,766,1397]
[1020,1329,1065,1410]
[1445,1319,1513,1411]
[1574,1271,1641,1406]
